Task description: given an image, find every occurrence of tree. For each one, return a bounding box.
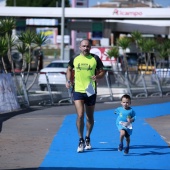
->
[6,0,70,7]
[131,30,142,49]
[106,46,120,71]
[0,37,8,72]
[156,39,170,68]
[0,18,16,73]
[116,36,131,71]
[133,36,157,71]
[143,38,157,69]
[0,18,47,94]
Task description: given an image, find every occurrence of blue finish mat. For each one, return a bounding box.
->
[39,102,170,170]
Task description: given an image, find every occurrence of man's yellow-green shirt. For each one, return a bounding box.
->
[68,53,104,93]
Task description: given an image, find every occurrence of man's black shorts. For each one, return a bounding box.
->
[73,92,96,106]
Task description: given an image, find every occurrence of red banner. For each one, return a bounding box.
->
[90,47,116,66]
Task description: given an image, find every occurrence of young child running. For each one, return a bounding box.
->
[114,94,136,154]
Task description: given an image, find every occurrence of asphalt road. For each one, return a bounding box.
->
[0,96,170,170]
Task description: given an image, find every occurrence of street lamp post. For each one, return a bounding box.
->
[14,0,16,6]
[61,0,65,60]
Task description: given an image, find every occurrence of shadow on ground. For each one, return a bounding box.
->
[0,106,49,133]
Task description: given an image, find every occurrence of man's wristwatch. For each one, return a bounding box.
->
[67,80,71,83]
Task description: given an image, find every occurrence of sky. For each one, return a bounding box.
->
[88,0,170,7]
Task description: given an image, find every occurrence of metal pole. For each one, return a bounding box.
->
[20,73,30,107]
[45,73,54,105]
[61,0,65,60]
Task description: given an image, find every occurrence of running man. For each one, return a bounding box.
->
[66,39,105,152]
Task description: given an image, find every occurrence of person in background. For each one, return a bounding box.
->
[114,94,136,154]
[66,39,105,153]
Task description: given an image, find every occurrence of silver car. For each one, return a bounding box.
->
[38,60,69,91]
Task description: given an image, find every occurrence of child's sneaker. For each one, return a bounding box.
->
[77,138,84,153]
[84,136,92,150]
[118,143,123,151]
[124,147,129,154]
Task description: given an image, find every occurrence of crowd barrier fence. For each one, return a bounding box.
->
[9,69,170,107]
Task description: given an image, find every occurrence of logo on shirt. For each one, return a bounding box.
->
[87,65,92,71]
[76,63,92,71]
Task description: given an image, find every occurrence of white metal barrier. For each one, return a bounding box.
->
[97,70,170,101]
[153,69,170,96]
[38,72,73,106]
[97,71,127,101]
[10,73,30,108]
[125,72,148,98]
[11,70,170,107]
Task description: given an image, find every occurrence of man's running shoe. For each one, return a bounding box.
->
[84,136,92,150]
[124,147,129,154]
[118,143,123,151]
[77,138,84,153]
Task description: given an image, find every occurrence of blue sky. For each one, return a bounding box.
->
[89,0,170,7]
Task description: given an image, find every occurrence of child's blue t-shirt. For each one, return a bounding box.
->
[114,106,136,135]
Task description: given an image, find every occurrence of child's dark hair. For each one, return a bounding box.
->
[121,94,131,101]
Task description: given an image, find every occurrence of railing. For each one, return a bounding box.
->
[97,70,170,101]
[4,69,170,109]
[38,72,73,106]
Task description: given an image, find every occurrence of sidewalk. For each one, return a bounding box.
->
[39,101,170,170]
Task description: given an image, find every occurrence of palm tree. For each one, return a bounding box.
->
[0,18,16,73]
[115,35,146,88]
[106,46,120,71]
[132,35,157,73]
[116,36,131,71]
[33,32,47,71]
[153,39,170,85]
[0,37,8,73]
[131,30,142,49]
[0,18,48,107]
[156,39,170,69]
[17,30,36,83]
[16,43,28,72]
[16,31,47,90]
[106,46,128,87]
[142,38,157,71]
[25,32,47,90]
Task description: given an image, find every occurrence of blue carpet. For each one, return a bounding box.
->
[39,102,170,170]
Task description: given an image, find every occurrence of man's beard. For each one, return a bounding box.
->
[83,50,89,55]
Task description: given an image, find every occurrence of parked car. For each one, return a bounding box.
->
[154,68,170,78]
[151,68,170,85]
[38,60,69,91]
